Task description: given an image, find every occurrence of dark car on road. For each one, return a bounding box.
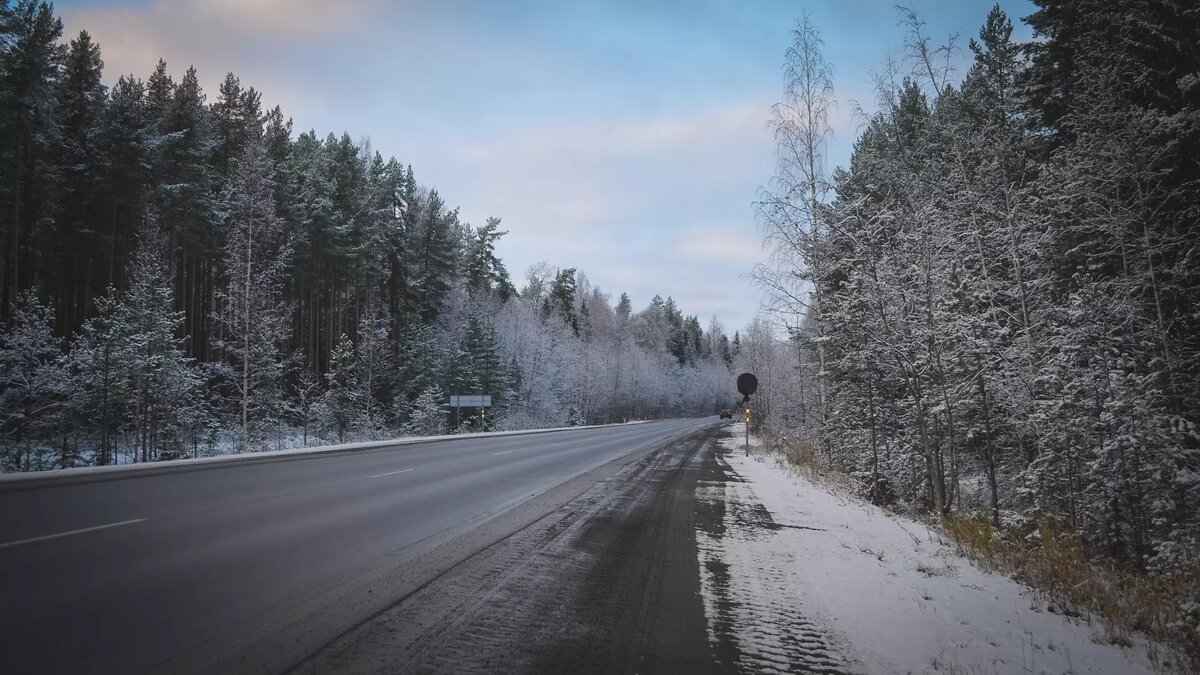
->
[719,409,732,419]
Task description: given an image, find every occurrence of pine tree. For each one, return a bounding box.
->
[101,74,152,289]
[50,30,107,334]
[155,64,217,361]
[544,268,578,334]
[0,1,63,322]
[464,216,513,299]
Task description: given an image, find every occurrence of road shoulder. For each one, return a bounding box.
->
[705,426,1161,674]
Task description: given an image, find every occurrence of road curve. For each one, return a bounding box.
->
[0,418,717,674]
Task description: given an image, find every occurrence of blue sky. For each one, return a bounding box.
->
[57,0,1036,331]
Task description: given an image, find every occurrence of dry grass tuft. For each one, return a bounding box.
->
[943,513,1200,673]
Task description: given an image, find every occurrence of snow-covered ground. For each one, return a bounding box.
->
[696,424,1162,675]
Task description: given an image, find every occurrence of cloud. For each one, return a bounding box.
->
[59,0,380,108]
[455,102,766,168]
[402,101,774,327]
[677,225,767,264]
[197,0,379,37]
[437,101,771,241]
[67,0,379,47]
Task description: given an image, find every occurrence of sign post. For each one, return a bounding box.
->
[744,406,750,454]
[448,394,493,431]
[736,373,758,456]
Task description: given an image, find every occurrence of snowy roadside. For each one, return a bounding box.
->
[0,419,653,483]
[696,424,1162,674]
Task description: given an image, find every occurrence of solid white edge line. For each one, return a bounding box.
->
[0,518,147,549]
[369,468,415,479]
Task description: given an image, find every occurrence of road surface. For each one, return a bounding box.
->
[0,419,718,674]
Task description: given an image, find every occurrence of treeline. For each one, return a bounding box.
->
[0,1,733,471]
[756,0,1199,577]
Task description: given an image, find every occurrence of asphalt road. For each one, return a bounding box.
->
[298,424,723,675]
[0,418,717,675]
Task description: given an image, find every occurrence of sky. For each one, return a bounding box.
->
[56,0,1036,332]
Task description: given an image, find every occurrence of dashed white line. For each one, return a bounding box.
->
[369,468,415,479]
[0,518,147,549]
[490,450,513,456]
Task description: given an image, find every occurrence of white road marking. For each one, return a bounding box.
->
[491,450,513,456]
[369,468,415,479]
[0,518,146,549]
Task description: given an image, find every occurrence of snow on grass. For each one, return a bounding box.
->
[698,423,1160,674]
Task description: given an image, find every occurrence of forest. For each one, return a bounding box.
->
[0,1,734,471]
[751,0,1199,592]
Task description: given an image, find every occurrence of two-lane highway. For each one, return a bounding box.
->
[0,418,717,674]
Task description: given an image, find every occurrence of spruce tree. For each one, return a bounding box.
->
[217,138,292,452]
[0,291,66,470]
[321,335,361,443]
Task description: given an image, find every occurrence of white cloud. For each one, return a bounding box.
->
[677,225,767,264]
[59,0,379,106]
[407,102,775,328]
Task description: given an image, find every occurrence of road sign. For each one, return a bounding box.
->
[736,373,758,397]
[448,395,492,407]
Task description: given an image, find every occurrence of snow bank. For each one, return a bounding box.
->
[697,423,1161,674]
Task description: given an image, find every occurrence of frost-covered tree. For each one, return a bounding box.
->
[118,229,200,462]
[217,138,292,452]
[0,292,66,470]
[406,384,445,437]
[288,369,320,447]
[320,335,362,443]
[755,13,836,438]
[748,3,1200,581]
[70,289,129,466]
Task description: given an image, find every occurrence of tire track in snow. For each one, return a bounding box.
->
[695,436,859,675]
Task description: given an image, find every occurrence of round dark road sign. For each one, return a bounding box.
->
[736,372,758,396]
